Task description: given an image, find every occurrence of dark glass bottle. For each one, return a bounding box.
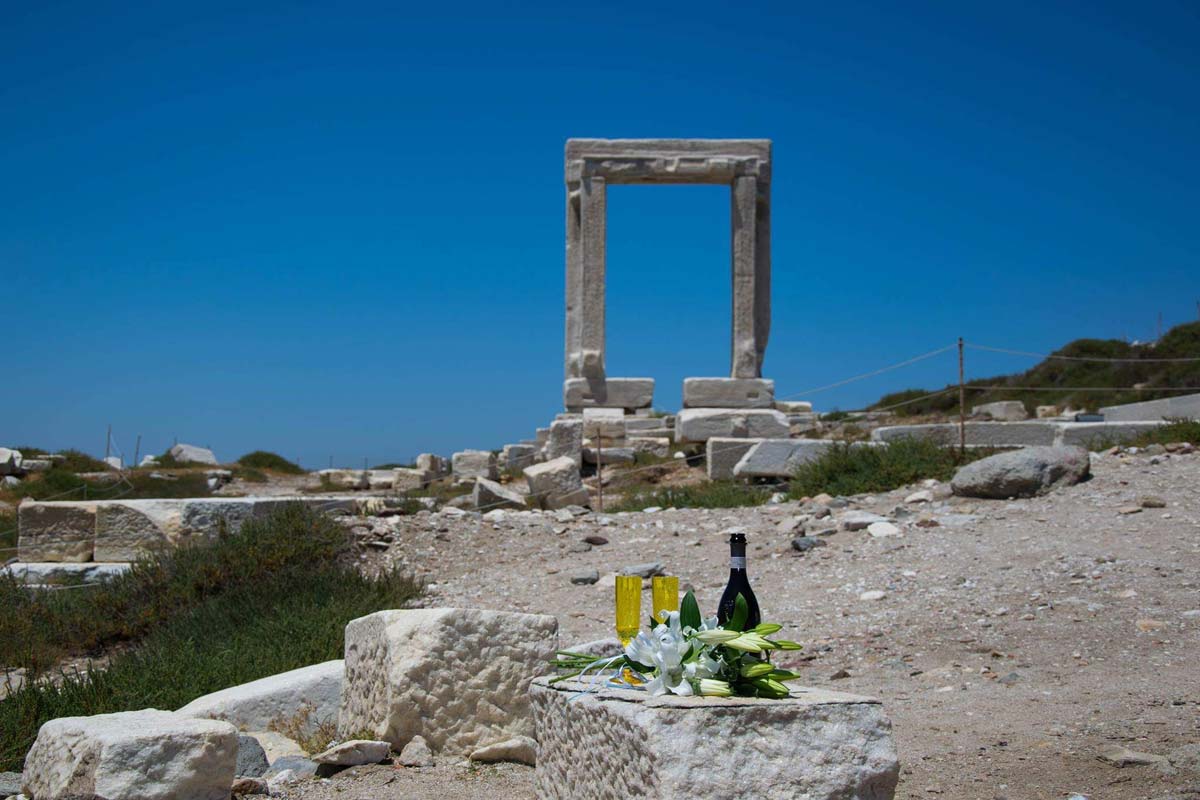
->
[717,532,761,629]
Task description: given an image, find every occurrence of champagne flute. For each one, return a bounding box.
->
[651,575,680,624]
[614,575,642,684]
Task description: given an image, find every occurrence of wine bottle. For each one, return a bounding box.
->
[717,532,761,629]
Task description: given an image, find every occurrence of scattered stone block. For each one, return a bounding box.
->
[398,735,434,767]
[17,500,96,562]
[951,446,1090,499]
[501,444,538,471]
[366,470,397,490]
[472,478,527,511]
[21,709,238,800]
[415,453,450,479]
[564,377,654,410]
[170,443,219,465]
[971,401,1028,421]
[392,467,427,492]
[570,568,600,585]
[705,437,765,480]
[243,731,305,764]
[469,735,537,765]
[103,455,123,470]
[22,458,52,473]
[339,608,558,756]
[320,469,369,489]
[1036,405,1060,419]
[523,456,589,510]
[733,439,840,478]
[236,734,270,777]
[531,678,898,799]
[675,408,789,443]
[452,450,499,483]
[628,437,670,459]
[311,739,390,767]
[177,660,344,735]
[776,400,813,413]
[545,418,584,467]
[0,448,22,476]
[94,500,180,561]
[582,446,635,465]
[683,377,775,409]
[582,407,626,439]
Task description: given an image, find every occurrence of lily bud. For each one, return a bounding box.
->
[694,629,741,644]
[699,679,732,697]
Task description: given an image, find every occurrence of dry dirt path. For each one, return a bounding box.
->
[292,449,1200,799]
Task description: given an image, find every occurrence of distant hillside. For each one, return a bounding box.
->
[872,321,1200,417]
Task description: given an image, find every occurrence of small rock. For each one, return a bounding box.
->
[469,736,537,765]
[398,735,434,767]
[0,774,20,796]
[790,536,827,553]
[583,535,609,546]
[866,521,901,538]
[264,755,318,781]
[904,490,933,504]
[829,669,851,680]
[1139,496,1166,509]
[859,590,887,601]
[312,739,390,767]
[622,562,663,578]
[1097,744,1168,767]
[236,734,270,778]
[811,493,834,505]
[914,518,940,528]
[1117,506,1142,515]
[231,776,269,796]
[1143,443,1167,456]
[1136,618,1166,632]
[567,541,592,553]
[840,511,888,531]
[570,569,600,585]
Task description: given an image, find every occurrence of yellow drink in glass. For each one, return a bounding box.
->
[651,575,680,623]
[614,575,642,646]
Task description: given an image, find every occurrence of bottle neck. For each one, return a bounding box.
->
[729,540,747,573]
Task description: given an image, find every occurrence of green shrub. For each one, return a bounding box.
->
[233,466,268,483]
[0,507,15,556]
[12,448,109,474]
[237,451,305,474]
[789,439,991,499]
[369,462,415,470]
[0,504,420,771]
[608,481,770,512]
[1129,418,1200,447]
[2,469,216,503]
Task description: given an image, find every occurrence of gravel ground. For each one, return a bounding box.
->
[288,448,1200,799]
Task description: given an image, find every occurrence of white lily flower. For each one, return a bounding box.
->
[699,678,732,697]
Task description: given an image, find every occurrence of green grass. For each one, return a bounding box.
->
[0,504,420,772]
[0,468,215,504]
[1128,418,1200,447]
[0,507,15,556]
[237,450,305,475]
[788,438,992,499]
[233,466,268,483]
[11,448,110,474]
[871,320,1200,416]
[608,481,771,512]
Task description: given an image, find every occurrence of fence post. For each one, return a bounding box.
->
[958,338,966,458]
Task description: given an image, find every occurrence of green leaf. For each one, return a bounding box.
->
[680,590,702,630]
[727,593,748,632]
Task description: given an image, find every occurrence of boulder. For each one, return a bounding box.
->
[970,400,1028,422]
[311,739,390,767]
[176,660,344,735]
[469,735,537,765]
[21,709,237,800]
[22,458,52,473]
[242,730,306,763]
[339,608,558,756]
[531,678,898,799]
[451,450,498,483]
[951,446,1090,499]
[472,478,527,511]
[523,456,589,510]
[139,454,160,467]
[398,735,434,767]
[170,443,219,465]
[0,448,21,476]
[236,734,270,777]
[17,501,95,562]
[675,409,789,444]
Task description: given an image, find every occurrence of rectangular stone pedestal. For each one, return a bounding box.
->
[530,677,898,800]
[564,378,654,412]
[675,408,789,443]
[683,377,775,408]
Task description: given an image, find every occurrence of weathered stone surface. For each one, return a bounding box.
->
[523,456,589,510]
[971,400,1028,421]
[22,458,52,473]
[683,378,775,409]
[531,678,898,799]
[473,478,527,511]
[392,467,427,492]
[243,730,306,763]
[94,500,180,561]
[311,739,390,767]
[22,709,237,800]
[0,448,22,476]
[231,775,269,795]
[366,470,397,490]
[628,437,670,459]
[2,561,130,585]
[452,450,498,482]
[236,734,270,777]
[170,443,219,465]
[545,418,584,468]
[675,408,788,443]
[582,407,625,439]
[705,437,765,480]
[17,500,95,562]
[469,735,537,765]
[177,660,344,735]
[500,444,538,472]
[1100,391,1200,422]
[733,439,842,478]
[1057,421,1166,448]
[319,468,369,489]
[871,422,1057,447]
[415,453,450,479]
[951,446,1090,499]
[564,378,654,410]
[339,608,558,756]
[398,735,434,767]
[582,446,635,465]
[775,400,813,413]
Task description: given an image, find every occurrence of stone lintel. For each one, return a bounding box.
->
[564,377,654,411]
[683,377,775,409]
[566,139,771,185]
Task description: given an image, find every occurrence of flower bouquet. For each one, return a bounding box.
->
[550,591,802,699]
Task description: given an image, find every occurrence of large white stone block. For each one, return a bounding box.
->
[177,660,344,735]
[472,478,527,511]
[563,377,654,410]
[452,450,498,482]
[339,608,558,756]
[415,453,450,478]
[0,447,23,476]
[169,443,219,465]
[319,468,369,489]
[734,439,843,478]
[971,400,1028,421]
[545,419,583,468]
[705,437,766,480]
[500,444,537,472]
[523,456,589,509]
[682,377,775,409]
[675,408,789,443]
[393,467,428,492]
[17,501,96,562]
[531,678,898,800]
[94,500,181,561]
[22,709,238,800]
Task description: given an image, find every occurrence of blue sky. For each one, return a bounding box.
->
[4,1,1198,467]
